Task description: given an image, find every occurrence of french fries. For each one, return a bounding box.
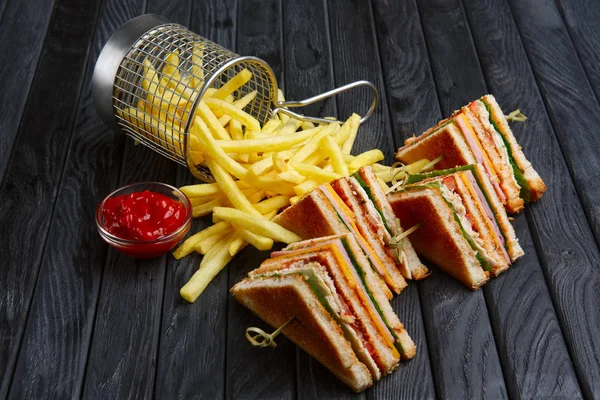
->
[134,65,435,303]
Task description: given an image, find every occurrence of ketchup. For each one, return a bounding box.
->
[102,190,186,241]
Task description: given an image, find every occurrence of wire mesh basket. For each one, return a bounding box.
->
[92,14,377,181]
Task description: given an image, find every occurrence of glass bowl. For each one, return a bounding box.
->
[96,182,192,258]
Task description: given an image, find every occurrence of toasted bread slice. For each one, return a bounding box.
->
[388,187,490,290]
[396,122,476,170]
[274,234,416,360]
[274,188,403,296]
[231,272,373,392]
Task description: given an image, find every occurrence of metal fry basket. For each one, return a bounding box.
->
[92,14,378,181]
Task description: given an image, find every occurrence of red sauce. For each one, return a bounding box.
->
[102,190,186,241]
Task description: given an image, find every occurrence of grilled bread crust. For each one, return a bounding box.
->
[388,187,490,290]
[231,274,373,392]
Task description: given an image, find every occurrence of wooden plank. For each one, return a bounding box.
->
[0,0,54,180]
[225,1,297,399]
[409,0,507,397]
[0,0,103,397]
[1,0,146,398]
[466,0,600,397]
[458,2,587,397]
[325,1,436,398]
[555,0,600,105]
[280,0,352,397]
[282,0,336,119]
[508,0,600,247]
[415,0,582,398]
[326,0,396,163]
[153,1,234,399]
[368,1,441,399]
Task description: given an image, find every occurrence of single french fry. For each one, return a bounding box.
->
[321,135,349,176]
[207,158,263,217]
[195,101,231,140]
[180,179,251,198]
[218,90,258,126]
[213,69,253,100]
[346,149,385,173]
[228,234,248,256]
[213,207,301,244]
[405,158,433,174]
[214,128,316,153]
[253,195,291,214]
[294,179,319,196]
[301,121,315,130]
[229,119,244,142]
[277,89,290,124]
[238,229,273,251]
[190,116,249,179]
[181,235,235,302]
[204,97,261,133]
[263,118,282,134]
[371,163,390,172]
[192,197,227,218]
[278,170,305,184]
[246,189,266,204]
[190,196,219,207]
[142,59,162,103]
[172,221,230,259]
[291,163,342,182]
[341,113,361,154]
[278,118,303,136]
[331,114,358,145]
[194,226,232,255]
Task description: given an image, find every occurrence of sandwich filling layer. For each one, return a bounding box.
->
[318,184,395,289]
[479,98,531,203]
[403,182,493,272]
[255,265,380,376]
[273,236,407,356]
[409,165,509,257]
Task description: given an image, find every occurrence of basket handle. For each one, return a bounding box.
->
[271,80,378,125]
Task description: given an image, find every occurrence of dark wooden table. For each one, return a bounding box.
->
[1,0,599,398]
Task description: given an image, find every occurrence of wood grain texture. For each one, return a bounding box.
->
[484,214,581,398]
[418,273,507,399]
[460,0,600,397]
[413,0,583,398]
[555,0,600,114]
[0,0,54,180]
[2,0,147,398]
[369,3,445,398]
[153,0,233,399]
[226,248,297,400]
[327,1,436,398]
[371,0,442,141]
[0,0,103,397]
[281,1,356,398]
[411,0,507,397]
[282,0,336,120]
[458,2,587,398]
[507,0,600,248]
[326,0,395,164]
[225,1,297,399]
